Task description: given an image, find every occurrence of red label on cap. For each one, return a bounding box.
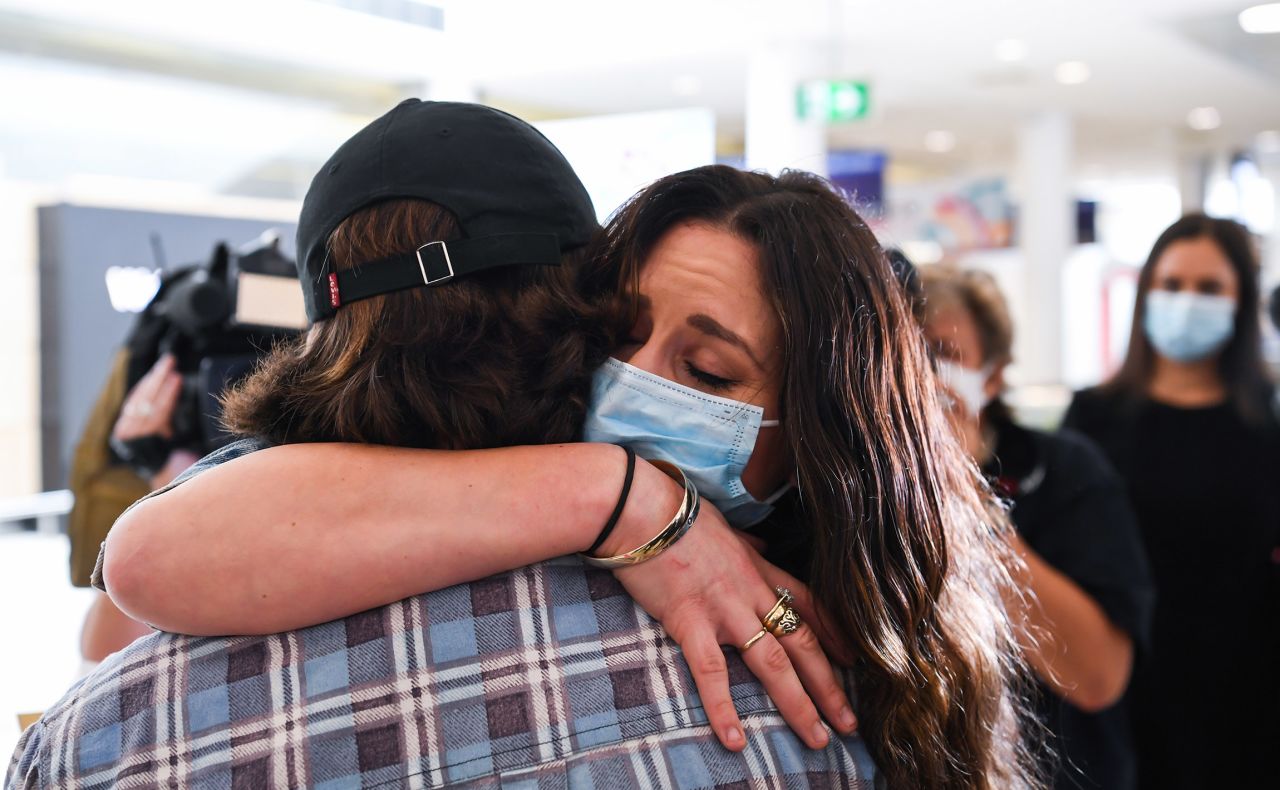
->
[328,273,341,308]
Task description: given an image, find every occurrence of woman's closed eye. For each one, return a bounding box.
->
[684,361,737,391]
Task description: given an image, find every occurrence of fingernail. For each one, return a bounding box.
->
[726,727,743,746]
[839,706,857,732]
[811,722,829,748]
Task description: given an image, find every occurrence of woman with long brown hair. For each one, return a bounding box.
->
[105,164,1042,788]
[1062,214,1280,789]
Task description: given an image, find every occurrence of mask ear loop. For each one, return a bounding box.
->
[762,481,793,505]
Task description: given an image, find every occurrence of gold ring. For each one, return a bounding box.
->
[766,604,802,637]
[762,587,802,638]
[742,628,769,652]
[761,587,793,628]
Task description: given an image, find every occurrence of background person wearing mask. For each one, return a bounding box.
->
[920,265,1154,790]
[1062,214,1280,790]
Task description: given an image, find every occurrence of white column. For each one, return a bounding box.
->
[744,48,828,177]
[1258,153,1280,370]
[1176,151,1209,214]
[1257,153,1280,284]
[1016,111,1073,385]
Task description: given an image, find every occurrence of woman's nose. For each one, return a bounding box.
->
[620,339,674,382]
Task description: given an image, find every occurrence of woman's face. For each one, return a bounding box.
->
[925,303,983,369]
[923,301,1004,405]
[1149,237,1239,301]
[617,222,792,498]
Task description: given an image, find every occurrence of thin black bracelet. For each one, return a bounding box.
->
[587,446,636,555]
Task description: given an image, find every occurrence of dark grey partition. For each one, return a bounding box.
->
[37,203,296,489]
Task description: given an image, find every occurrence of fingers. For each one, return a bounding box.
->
[123,354,173,412]
[774,623,858,735]
[116,354,182,441]
[138,354,176,400]
[736,628,830,750]
[680,627,746,752]
[751,561,857,668]
[740,575,857,736]
[151,370,184,436]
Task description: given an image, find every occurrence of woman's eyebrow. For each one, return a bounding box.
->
[687,313,765,369]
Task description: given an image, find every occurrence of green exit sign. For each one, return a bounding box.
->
[796,80,871,122]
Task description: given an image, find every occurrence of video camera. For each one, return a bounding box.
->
[111,232,304,476]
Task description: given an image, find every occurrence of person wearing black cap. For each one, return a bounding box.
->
[12,100,871,789]
[293,98,597,326]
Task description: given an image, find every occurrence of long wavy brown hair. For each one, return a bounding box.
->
[221,199,612,448]
[594,166,1042,790]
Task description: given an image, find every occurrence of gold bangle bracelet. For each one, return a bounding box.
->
[581,460,700,569]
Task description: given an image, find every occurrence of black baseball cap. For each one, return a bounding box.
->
[296,99,598,323]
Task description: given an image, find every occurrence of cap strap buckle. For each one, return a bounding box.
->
[416,241,454,286]
[316,233,561,318]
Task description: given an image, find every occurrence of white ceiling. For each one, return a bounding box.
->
[447,0,1280,170]
[0,0,1276,192]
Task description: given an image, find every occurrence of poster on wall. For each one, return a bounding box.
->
[884,177,1015,255]
[827,150,886,218]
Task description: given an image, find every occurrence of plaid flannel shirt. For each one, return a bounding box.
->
[9,441,880,788]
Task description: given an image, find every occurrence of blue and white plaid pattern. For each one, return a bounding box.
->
[10,560,877,788]
[9,443,879,788]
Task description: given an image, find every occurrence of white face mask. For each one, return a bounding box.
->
[936,360,993,417]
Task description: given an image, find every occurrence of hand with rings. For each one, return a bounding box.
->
[743,587,803,651]
[611,499,858,754]
[113,353,183,443]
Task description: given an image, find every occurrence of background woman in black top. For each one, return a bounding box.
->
[1062,214,1280,790]
[920,265,1154,790]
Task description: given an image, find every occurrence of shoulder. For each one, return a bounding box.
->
[1009,426,1129,521]
[1041,426,1122,486]
[1060,386,1138,445]
[89,437,276,593]
[134,437,275,505]
[6,717,46,788]
[517,724,879,788]
[1063,385,1120,422]
[172,437,274,483]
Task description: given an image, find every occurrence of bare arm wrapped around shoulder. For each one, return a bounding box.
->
[104,441,859,752]
[104,442,678,635]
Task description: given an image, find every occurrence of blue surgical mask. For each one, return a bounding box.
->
[1143,291,1236,363]
[582,357,788,528]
